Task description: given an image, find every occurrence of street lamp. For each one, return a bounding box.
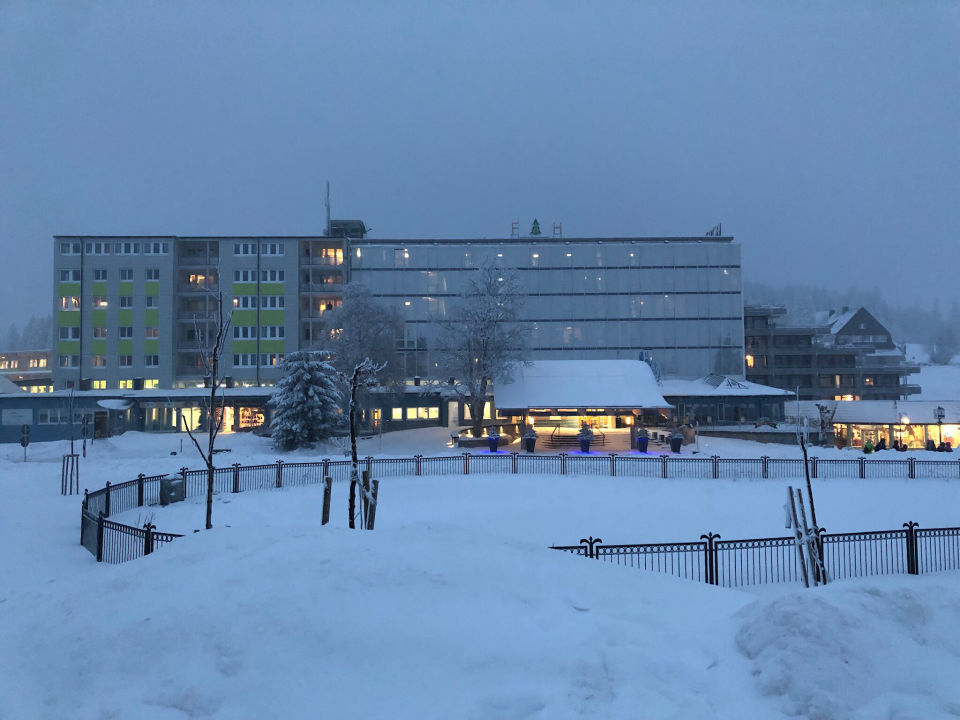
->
[936,406,945,447]
[899,415,910,449]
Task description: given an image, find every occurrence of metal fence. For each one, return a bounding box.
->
[79,451,960,566]
[551,521,960,588]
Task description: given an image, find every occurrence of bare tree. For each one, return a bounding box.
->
[437,261,527,438]
[180,291,232,530]
[346,357,385,530]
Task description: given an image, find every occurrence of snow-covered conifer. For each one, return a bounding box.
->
[270,351,343,451]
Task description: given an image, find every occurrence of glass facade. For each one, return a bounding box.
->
[351,238,744,378]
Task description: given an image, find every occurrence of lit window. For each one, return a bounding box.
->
[745,354,754,368]
[391,408,403,421]
[93,296,109,308]
[143,379,159,389]
[92,355,107,367]
[91,380,107,390]
[60,296,81,310]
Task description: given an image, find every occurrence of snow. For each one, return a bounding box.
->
[495,359,670,409]
[916,363,960,401]
[4,429,960,718]
[661,375,793,397]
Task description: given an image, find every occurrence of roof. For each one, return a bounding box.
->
[495,360,671,410]
[0,387,276,401]
[831,400,960,425]
[660,375,794,398]
[0,376,23,393]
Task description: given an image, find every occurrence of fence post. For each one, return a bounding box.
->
[96,511,104,562]
[415,454,423,476]
[463,452,470,475]
[180,467,188,493]
[811,456,818,479]
[232,463,241,493]
[610,453,617,477]
[104,481,111,518]
[761,456,769,479]
[700,532,720,585]
[711,455,719,479]
[322,458,330,479]
[322,477,332,525]
[511,452,518,474]
[661,455,668,479]
[858,456,865,479]
[276,460,284,488]
[579,536,602,559]
[560,452,567,475]
[137,473,144,507]
[366,479,379,530]
[903,521,919,575]
[908,457,915,480]
[365,456,373,477]
[143,522,155,556]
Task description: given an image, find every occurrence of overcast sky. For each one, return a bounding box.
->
[1,1,958,331]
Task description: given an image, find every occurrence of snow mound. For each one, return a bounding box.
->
[736,576,960,719]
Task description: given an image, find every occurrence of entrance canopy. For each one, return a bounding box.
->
[495,360,671,413]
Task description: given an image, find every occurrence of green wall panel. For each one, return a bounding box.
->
[58,312,81,327]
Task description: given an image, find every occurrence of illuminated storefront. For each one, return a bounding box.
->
[832,401,960,450]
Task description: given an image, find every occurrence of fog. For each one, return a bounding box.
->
[1,1,957,333]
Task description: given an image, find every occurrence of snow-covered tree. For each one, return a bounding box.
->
[436,261,528,438]
[270,351,343,451]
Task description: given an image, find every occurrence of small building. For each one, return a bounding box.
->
[659,374,793,425]
[831,401,960,450]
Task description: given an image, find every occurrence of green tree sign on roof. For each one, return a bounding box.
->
[530,219,542,236]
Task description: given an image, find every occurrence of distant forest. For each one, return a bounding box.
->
[3,316,53,351]
[744,282,959,363]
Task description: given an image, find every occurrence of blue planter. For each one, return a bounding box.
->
[488,436,500,453]
[637,437,649,453]
[579,439,590,453]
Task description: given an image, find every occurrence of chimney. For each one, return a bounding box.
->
[828,309,835,317]
[841,306,849,313]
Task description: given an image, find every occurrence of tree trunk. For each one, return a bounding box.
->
[470,397,484,438]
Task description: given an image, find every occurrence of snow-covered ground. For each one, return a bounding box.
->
[3,429,960,719]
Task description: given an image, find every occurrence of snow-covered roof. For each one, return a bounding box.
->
[0,376,23,394]
[0,387,276,400]
[495,360,671,410]
[660,375,793,398]
[832,400,960,425]
[784,400,835,423]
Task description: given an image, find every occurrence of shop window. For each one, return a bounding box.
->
[391,408,403,421]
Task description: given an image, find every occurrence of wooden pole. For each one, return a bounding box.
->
[321,476,332,525]
[787,486,810,588]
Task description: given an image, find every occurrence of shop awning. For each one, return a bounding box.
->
[97,399,135,411]
[495,360,671,412]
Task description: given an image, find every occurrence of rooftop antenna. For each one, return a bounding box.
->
[706,223,722,237]
[325,181,331,236]
[552,222,563,239]
[510,221,520,239]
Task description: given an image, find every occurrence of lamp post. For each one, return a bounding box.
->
[936,406,945,447]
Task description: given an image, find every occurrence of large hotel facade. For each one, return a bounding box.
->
[52,228,744,390]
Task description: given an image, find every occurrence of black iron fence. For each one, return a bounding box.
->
[79,451,960,566]
[551,522,960,588]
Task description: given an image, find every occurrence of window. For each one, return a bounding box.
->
[261,242,284,256]
[28,358,47,368]
[145,355,159,367]
[261,269,285,282]
[234,269,257,282]
[119,326,133,339]
[92,355,107,367]
[120,268,134,281]
[143,379,159,389]
[93,268,108,281]
[144,242,168,255]
[260,325,284,339]
[261,295,285,308]
[59,355,80,368]
[233,296,257,309]
[260,353,283,366]
[60,296,80,311]
[120,296,133,308]
[114,241,141,255]
[119,379,133,389]
[233,353,257,367]
[91,380,107,390]
[234,242,256,255]
[93,327,108,338]
[59,269,80,282]
[145,296,158,308]
[59,327,80,340]
[234,326,257,339]
[405,407,439,420]
[119,355,133,368]
[85,241,111,255]
[59,242,82,255]
[145,268,160,280]
[145,327,159,338]
[93,296,108,308]
[391,408,403,421]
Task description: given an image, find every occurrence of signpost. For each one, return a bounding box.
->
[20,424,29,462]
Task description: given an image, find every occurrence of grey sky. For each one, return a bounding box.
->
[1,1,958,331]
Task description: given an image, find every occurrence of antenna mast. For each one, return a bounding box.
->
[325,181,331,236]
